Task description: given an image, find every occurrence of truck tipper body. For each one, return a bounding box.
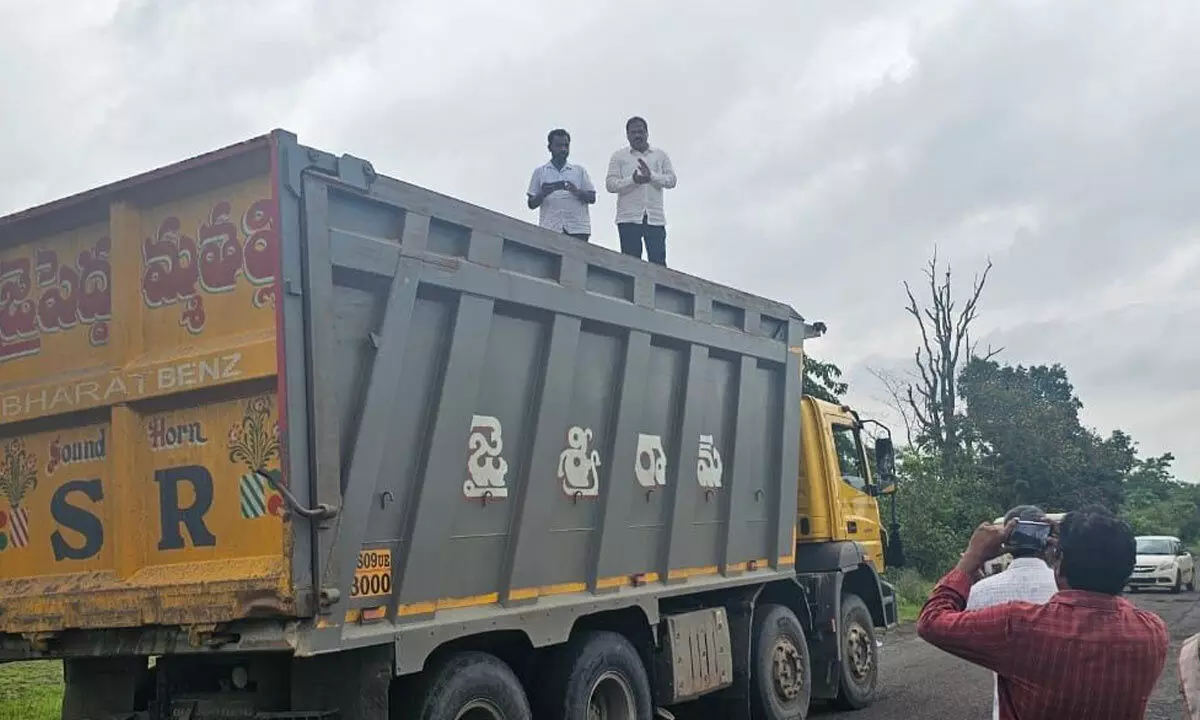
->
[0,130,900,720]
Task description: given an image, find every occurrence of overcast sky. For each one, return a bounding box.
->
[4,0,1198,480]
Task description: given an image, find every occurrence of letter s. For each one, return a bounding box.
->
[50,478,105,561]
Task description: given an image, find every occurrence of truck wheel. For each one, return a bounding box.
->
[400,651,531,720]
[833,594,878,710]
[750,604,811,720]
[537,630,653,720]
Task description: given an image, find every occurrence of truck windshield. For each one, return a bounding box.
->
[831,424,867,491]
[1136,538,1175,555]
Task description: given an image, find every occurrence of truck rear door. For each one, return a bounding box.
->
[0,135,300,634]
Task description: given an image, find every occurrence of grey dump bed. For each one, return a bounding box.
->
[274,132,810,660]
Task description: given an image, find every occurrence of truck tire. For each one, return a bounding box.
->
[536,630,653,720]
[400,651,531,720]
[750,604,811,720]
[833,593,878,710]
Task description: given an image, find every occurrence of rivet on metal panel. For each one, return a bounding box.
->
[380,490,394,509]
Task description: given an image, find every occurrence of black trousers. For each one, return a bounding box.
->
[617,219,666,265]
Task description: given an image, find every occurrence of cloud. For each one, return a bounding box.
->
[2,0,1198,477]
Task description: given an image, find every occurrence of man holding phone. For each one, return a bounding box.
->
[918,505,1168,719]
[965,505,1060,720]
[527,128,596,241]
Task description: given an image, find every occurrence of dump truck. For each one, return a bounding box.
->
[0,130,902,720]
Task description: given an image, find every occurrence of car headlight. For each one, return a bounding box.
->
[1158,561,1175,571]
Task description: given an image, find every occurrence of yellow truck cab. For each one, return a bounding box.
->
[797,395,894,571]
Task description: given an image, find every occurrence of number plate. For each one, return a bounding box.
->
[352,548,393,598]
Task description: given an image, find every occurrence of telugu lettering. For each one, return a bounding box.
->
[141,198,277,334]
[0,236,110,364]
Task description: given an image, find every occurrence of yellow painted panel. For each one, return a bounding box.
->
[136,393,287,567]
[137,176,277,355]
[0,424,113,572]
[0,393,286,576]
[0,165,288,634]
[0,223,113,385]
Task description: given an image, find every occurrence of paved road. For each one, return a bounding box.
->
[813,590,1200,719]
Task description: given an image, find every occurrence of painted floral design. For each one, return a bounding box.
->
[228,395,280,472]
[228,395,284,519]
[0,439,37,508]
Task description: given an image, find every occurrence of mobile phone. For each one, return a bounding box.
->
[1008,520,1051,551]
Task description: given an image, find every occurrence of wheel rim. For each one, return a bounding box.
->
[845,621,874,683]
[771,636,805,702]
[456,699,504,720]
[587,670,636,720]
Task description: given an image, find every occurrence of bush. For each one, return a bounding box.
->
[886,567,934,607]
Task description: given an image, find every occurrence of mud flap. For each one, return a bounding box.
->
[880,579,899,629]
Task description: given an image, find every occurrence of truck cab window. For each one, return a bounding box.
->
[831,424,868,492]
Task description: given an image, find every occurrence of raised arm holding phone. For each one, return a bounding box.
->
[918,506,1168,720]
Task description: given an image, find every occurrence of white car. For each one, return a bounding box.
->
[1128,535,1195,593]
[982,512,1066,577]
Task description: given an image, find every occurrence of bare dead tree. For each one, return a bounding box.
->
[903,249,1001,473]
[866,365,916,447]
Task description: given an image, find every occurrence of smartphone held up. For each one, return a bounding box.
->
[1008,520,1052,552]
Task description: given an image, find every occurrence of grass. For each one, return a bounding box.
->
[0,660,62,720]
[886,567,935,624]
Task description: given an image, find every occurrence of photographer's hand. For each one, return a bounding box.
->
[956,519,1016,576]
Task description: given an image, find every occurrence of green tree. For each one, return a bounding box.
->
[1123,453,1200,541]
[958,358,1132,513]
[803,355,848,404]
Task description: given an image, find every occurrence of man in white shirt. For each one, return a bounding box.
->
[527,128,596,241]
[965,504,1060,720]
[605,116,677,266]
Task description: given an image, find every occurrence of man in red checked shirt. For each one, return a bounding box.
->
[918,505,1168,719]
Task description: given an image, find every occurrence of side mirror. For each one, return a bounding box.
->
[875,437,897,493]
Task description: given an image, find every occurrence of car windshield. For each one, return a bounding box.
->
[1136,538,1175,555]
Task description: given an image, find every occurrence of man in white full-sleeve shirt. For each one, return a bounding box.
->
[965,504,1060,720]
[605,116,676,266]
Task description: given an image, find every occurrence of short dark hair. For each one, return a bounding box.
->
[547,128,570,145]
[625,116,647,131]
[1057,504,1135,595]
[1004,504,1047,559]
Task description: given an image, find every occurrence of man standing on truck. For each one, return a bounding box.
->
[527,128,596,241]
[965,504,1060,720]
[606,116,676,265]
[917,505,1168,720]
